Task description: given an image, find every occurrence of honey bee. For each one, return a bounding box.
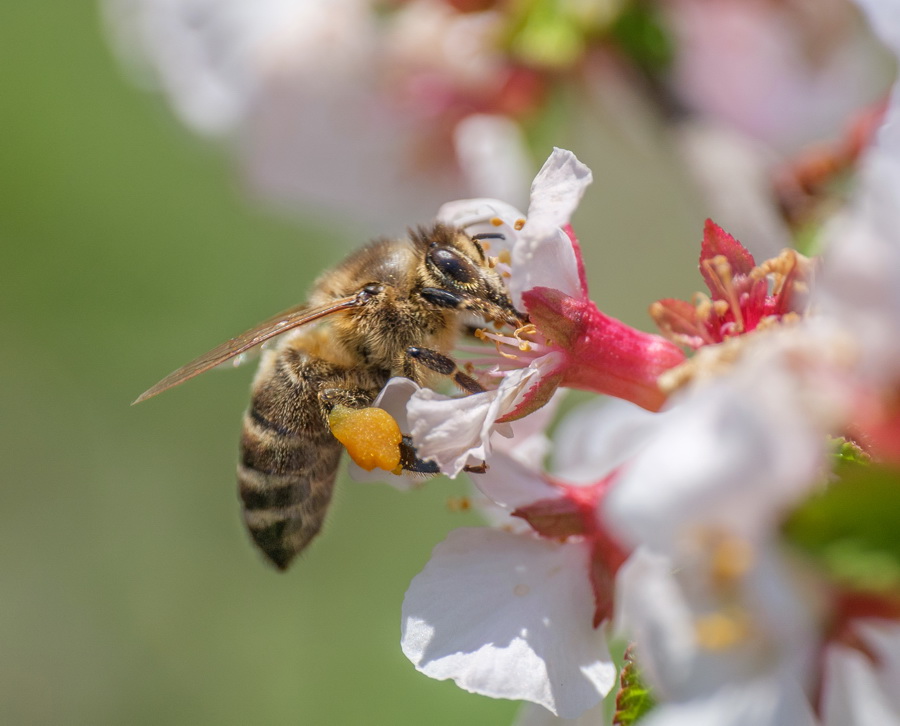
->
[136,224,522,570]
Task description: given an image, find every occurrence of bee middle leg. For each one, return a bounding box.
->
[405,346,486,394]
[403,346,489,474]
[399,435,488,475]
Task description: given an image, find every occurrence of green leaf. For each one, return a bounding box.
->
[830,437,870,466]
[505,0,627,69]
[783,462,900,594]
[610,3,673,75]
[613,646,656,726]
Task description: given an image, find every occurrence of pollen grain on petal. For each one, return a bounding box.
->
[447,496,472,512]
[710,536,755,585]
[694,610,751,651]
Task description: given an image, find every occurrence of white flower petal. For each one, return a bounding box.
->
[490,388,564,467]
[455,114,532,212]
[614,548,816,702]
[509,226,583,304]
[500,149,590,303]
[514,699,607,726]
[551,398,668,485]
[407,378,521,478]
[409,352,566,477]
[605,361,824,549]
[639,676,816,726]
[853,0,900,54]
[819,85,900,385]
[436,197,526,260]
[438,147,591,306]
[822,621,900,726]
[527,148,593,234]
[402,528,616,718]
[102,0,297,133]
[613,550,695,695]
[473,453,562,512]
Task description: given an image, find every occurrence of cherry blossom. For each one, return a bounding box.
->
[603,336,834,725]
[651,220,812,351]
[601,118,900,719]
[816,1,900,461]
[821,620,900,725]
[405,148,684,476]
[400,398,667,718]
[401,527,616,719]
[103,0,533,230]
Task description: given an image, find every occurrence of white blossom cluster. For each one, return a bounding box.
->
[107,0,900,723]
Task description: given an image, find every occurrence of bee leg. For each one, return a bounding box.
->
[398,436,441,474]
[421,287,527,327]
[398,435,489,475]
[405,346,486,394]
[317,387,378,415]
[420,287,466,310]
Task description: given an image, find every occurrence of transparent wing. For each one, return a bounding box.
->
[134,293,363,404]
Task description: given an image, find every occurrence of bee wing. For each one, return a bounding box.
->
[134,293,363,404]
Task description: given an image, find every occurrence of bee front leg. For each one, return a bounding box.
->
[405,346,486,394]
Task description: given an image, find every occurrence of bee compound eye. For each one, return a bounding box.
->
[429,247,476,284]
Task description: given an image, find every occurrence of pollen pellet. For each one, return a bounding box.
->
[328,405,402,472]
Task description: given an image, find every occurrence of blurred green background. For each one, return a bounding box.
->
[0,3,700,724]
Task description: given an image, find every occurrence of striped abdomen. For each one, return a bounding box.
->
[237,345,359,570]
[238,412,342,570]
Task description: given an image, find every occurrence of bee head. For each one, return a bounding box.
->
[413,224,524,326]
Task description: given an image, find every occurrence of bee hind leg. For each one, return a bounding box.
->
[398,435,488,475]
[399,436,441,474]
[317,386,378,415]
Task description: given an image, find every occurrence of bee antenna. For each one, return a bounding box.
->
[470,232,506,241]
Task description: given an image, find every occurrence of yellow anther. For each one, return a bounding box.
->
[328,405,402,472]
[491,217,504,227]
[514,218,526,230]
[694,611,750,651]
[515,323,538,339]
[710,537,754,584]
[693,292,713,322]
[497,249,512,264]
[712,299,730,317]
